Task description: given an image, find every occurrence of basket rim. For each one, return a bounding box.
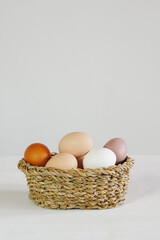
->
[17,155,135,175]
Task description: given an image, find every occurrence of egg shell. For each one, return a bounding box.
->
[58,132,93,158]
[77,155,85,169]
[104,138,127,164]
[83,148,116,169]
[24,143,51,166]
[45,153,78,170]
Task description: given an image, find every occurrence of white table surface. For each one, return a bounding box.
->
[0,156,160,240]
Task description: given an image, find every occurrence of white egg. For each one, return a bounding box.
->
[83,148,116,169]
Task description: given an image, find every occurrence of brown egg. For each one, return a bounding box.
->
[24,143,51,166]
[77,155,84,169]
[45,153,77,170]
[58,132,93,158]
[103,138,127,164]
[77,152,89,169]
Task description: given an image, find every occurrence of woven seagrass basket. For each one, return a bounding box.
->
[18,153,134,210]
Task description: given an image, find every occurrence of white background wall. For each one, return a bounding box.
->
[0,0,160,156]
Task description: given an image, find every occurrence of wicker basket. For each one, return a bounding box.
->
[18,154,134,210]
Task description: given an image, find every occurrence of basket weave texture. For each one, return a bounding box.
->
[18,155,134,210]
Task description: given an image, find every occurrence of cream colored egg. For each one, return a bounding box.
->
[58,132,93,158]
[83,148,116,169]
[45,153,77,170]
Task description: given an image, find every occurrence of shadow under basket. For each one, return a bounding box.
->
[17,155,134,210]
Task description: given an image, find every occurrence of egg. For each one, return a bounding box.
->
[103,138,127,164]
[83,148,116,169]
[58,132,93,158]
[77,154,85,169]
[24,143,51,166]
[45,153,78,170]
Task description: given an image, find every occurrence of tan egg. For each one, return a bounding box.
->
[58,132,93,158]
[45,153,77,170]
